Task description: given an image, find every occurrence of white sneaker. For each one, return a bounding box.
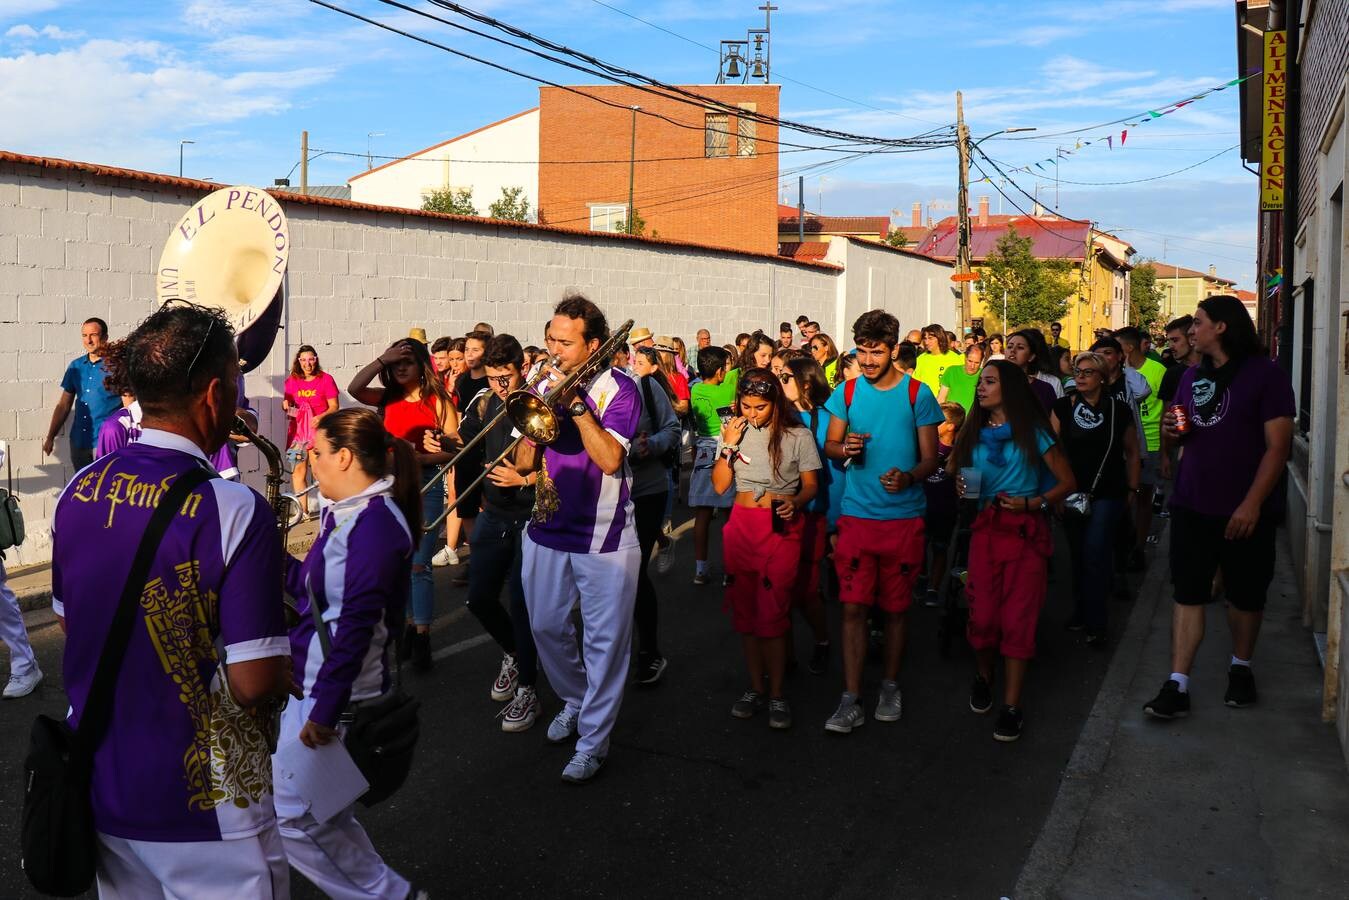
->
[431,546,459,567]
[500,685,540,733]
[4,668,43,699]
[653,535,676,575]
[491,654,519,702]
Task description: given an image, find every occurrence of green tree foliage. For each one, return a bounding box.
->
[1129,261,1165,330]
[616,208,648,236]
[884,228,909,248]
[488,186,531,222]
[978,225,1075,330]
[422,187,477,216]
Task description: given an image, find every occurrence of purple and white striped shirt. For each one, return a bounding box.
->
[527,367,641,554]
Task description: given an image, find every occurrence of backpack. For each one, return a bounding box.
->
[843,373,922,413]
[0,442,23,555]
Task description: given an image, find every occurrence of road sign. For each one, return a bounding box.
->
[950,272,980,283]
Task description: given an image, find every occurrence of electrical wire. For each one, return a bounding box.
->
[987,145,1238,186]
[319,139,872,168]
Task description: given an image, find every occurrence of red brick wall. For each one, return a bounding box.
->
[1298,0,1349,222]
[537,84,780,255]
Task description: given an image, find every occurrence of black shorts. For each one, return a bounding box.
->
[1169,505,1276,612]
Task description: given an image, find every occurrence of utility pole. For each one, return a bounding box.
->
[627,106,639,234]
[955,90,972,330]
[797,175,805,242]
[300,130,309,195]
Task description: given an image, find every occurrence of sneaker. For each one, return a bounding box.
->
[922,588,942,608]
[693,571,709,586]
[808,641,830,676]
[993,705,1024,742]
[635,654,668,686]
[824,693,865,734]
[969,674,993,714]
[431,545,459,567]
[874,680,903,722]
[3,668,43,699]
[491,654,519,702]
[561,751,604,783]
[653,536,676,575]
[730,690,767,719]
[1143,679,1190,719]
[768,698,793,730]
[546,706,580,743]
[500,685,540,733]
[1225,665,1257,707]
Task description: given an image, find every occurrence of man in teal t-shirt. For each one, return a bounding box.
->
[820,310,943,736]
[938,343,984,412]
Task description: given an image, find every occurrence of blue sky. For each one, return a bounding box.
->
[0,0,1254,286]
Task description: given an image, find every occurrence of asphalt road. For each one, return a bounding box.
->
[0,502,1138,899]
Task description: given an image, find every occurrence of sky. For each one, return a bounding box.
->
[0,0,1256,287]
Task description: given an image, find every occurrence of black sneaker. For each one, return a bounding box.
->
[1143,679,1190,719]
[993,705,1023,742]
[731,690,767,719]
[970,675,993,714]
[808,642,830,676]
[636,654,667,686]
[1224,666,1257,707]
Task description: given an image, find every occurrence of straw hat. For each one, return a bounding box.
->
[652,335,675,353]
[408,327,428,343]
[629,326,654,343]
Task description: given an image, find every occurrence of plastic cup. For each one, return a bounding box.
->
[960,467,982,499]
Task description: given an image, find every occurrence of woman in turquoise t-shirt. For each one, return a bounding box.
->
[949,360,1075,744]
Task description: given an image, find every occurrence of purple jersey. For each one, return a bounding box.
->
[285,477,412,728]
[1172,355,1294,518]
[95,404,141,459]
[52,429,288,843]
[527,367,641,554]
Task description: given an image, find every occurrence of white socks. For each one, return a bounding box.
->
[1231,656,1251,668]
[1170,673,1190,693]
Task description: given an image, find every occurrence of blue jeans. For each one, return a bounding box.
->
[1064,496,1123,632]
[465,508,537,686]
[410,468,445,626]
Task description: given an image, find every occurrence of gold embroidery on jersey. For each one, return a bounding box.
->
[141,560,270,812]
[101,473,203,528]
[70,459,114,503]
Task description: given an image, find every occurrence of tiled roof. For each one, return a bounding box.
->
[0,149,840,272]
[778,203,815,218]
[778,215,890,237]
[1149,262,1237,285]
[778,241,831,261]
[1236,289,1257,301]
[916,216,1096,261]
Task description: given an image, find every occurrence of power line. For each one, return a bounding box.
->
[318,139,871,169]
[988,145,1238,186]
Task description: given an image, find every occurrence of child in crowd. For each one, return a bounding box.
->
[689,347,737,585]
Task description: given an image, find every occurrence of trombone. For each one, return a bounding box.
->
[422,319,634,533]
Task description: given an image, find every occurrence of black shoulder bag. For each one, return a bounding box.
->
[21,465,213,897]
[306,578,421,808]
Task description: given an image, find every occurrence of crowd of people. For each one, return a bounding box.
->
[4,287,1294,898]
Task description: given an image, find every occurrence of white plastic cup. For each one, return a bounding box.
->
[960,466,983,499]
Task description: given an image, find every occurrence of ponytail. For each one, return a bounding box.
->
[317,408,424,534]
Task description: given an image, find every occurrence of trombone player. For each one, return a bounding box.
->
[514,294,641,784]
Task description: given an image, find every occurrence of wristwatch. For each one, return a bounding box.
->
[568,400,589,418]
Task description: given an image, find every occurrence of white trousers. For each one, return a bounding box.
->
[96,826,289,899]
[521,532,640,757]
[273,696,410,900]
[0,559,38,677]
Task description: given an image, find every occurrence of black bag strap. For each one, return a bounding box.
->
[305,571,401,695]
[74,464,214,751]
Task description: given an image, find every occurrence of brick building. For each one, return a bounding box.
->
[536,84,780,255]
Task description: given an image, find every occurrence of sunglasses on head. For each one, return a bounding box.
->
[740,379,775,397]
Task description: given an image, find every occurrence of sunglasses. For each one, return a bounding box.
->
[487,374,514,388]
[162,299,218,392]
[740,379,775,397]
[777,372,792,384]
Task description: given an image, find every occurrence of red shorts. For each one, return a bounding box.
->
[833,515,926,614]
[790,511,828,608]
[722,505,803,638]
[966,507,1053,660]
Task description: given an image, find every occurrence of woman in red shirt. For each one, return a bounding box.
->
[349,338,459,671]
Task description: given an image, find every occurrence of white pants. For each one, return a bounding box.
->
[521,532,640,757]
[0,559,38,677]
[274,696,410,900]
[96,826,289,899]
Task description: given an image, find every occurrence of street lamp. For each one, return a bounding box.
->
[179,139,195,178]
[367,132,385,170]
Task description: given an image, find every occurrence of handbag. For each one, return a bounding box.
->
[1063,398,1115,519]
[307,579,420,808]
[20,465,213,897]
[0,442,25,554]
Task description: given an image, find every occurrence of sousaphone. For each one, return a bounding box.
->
[157,185,290,372]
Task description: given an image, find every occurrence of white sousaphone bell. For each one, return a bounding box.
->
[156,185,291,374]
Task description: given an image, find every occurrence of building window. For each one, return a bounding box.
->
[737,103,757,157]
[705,113,729,158]
[588,204,627,233]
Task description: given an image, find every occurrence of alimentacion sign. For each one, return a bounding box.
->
[1261,30,1287,212]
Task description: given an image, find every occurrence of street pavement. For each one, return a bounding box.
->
[0,507,1131,898]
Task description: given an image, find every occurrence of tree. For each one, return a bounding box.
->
[884,228,909,249]
[1129,261,1165,330]
[977,225,1075,330]
[488,186,531,222]
[615,207,648,236]
[422,187,477,216]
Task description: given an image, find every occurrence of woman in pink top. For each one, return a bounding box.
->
[283,344,340,504]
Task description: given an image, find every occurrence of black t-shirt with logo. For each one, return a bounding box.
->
[1052,394,1133,500]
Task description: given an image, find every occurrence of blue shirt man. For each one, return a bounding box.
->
[45,318,121,471]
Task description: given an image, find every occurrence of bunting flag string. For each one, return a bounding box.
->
[1000,70,1260,174]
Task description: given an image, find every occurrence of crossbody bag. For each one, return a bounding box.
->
[1063,398,1115,519]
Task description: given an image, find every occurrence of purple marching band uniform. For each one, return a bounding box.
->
[52,429,291,896]
[277,476,414,898]
[521,366,642,763]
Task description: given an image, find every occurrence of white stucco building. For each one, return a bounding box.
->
[348,108,538,219]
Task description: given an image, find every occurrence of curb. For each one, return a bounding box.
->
[1012,534,1172,899]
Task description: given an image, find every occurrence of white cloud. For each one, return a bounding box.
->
[1040,56,1155,91]
[6,22,82,39]
[0,0,63,21]
[4,22,34,37]
[975,25,1084,48]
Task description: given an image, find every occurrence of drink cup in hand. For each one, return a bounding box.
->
[959,466,982,500]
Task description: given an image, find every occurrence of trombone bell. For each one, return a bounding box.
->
[506,392,559,445]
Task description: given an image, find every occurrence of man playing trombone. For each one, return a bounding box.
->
[514,294,640,784]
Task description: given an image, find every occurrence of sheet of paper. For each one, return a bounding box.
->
[274,737,369,824]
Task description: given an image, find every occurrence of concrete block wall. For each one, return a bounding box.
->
[0,156,837,566]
